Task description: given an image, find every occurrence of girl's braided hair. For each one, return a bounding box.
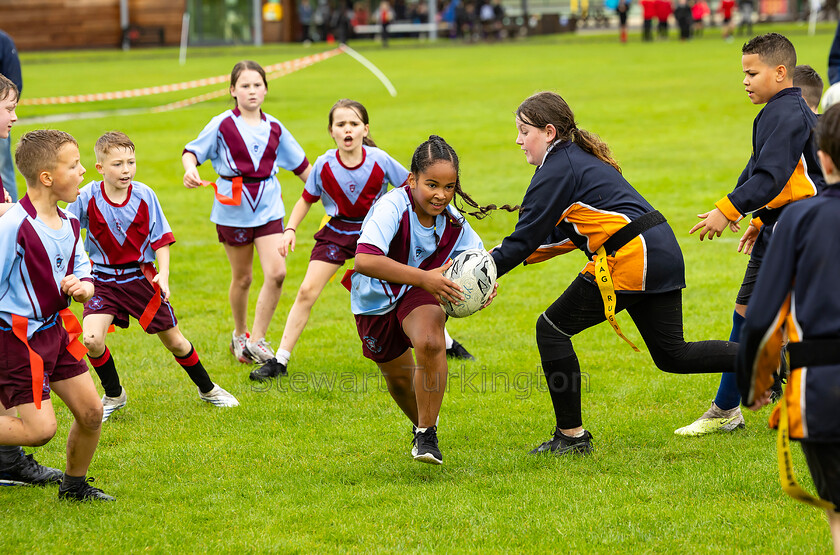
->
[410,135,520,220]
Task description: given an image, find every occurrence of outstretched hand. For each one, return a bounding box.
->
[481,282,499,310]
[278,229,296,257]
[747,388,772,411]
[183,168,202,189]
[690,208,738,241]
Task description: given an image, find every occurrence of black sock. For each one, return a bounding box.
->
[61,473,85,488]
[88,348,121,398]
[541,356,583,430]
[0,445,22,465]
[175,344,214,394]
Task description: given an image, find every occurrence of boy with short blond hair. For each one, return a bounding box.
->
[70,131,238,421]
[0,129,113,501]
[678,32,825,436]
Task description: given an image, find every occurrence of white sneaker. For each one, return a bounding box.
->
[245,337,274,363]
[229,332,251,364]
[198,384,240,407]
[101,389,127,422]
[674,402,745,436]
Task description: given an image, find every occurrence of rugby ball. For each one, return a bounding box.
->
[441,249,497,318]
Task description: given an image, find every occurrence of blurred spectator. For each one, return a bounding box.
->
[378,0,395,46]
[692,0,710,37]
[655,0,671,38]
[675,0,693,40]
[720,0,735,40]
[641,0,656,40]
[299,0,313,42]
[737,0,753,36]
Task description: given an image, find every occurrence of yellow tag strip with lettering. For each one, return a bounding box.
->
[777,392,836,510]
[594,246,639,352]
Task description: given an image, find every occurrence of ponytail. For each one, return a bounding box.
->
[518,91,621,174]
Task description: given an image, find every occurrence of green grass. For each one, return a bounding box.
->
[2,23,836,552]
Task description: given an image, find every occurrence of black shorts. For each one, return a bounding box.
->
[800,441,840,512]
[736,223,774,306]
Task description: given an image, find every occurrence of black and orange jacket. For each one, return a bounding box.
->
[491,141,685,293]
[715,87,823,229]
[736,189,840,441]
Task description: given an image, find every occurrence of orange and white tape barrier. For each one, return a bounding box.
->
[20,48,343,107]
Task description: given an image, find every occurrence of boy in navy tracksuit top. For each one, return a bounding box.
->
[678,32,825,436]
[737,104,840,553]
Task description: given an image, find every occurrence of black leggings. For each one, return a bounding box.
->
[537,275,737,374]
[536,275,737,430]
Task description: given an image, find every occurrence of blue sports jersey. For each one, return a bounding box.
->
[0,196,92,337]
[183,107,309,227]
[350,186,484,315]
[66,180,175,276]
[302,146,409,220]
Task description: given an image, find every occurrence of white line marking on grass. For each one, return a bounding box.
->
[339,44,397,97]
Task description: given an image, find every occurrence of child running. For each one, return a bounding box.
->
[0,129,113,501]
[678,33,825,436]
[0,75,66,487]
[737,104,840,553]
[183,60,311,368]
[490,91,739,456]
[70,132,238,422]
[251,100,474,381]
[350,135,493,465]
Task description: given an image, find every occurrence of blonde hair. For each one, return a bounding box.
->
[0,74,18,104]
[95,131,135,161]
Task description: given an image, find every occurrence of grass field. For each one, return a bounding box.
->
[2,23,837,552]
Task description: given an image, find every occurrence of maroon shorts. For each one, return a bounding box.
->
[216,218,284,247]
[310,218,361,265]
[354,286,441,363]
[0,319,88,409]
[83,272,178,334]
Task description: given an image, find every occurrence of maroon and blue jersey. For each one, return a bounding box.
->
[350,186,484,315]
[66,180,175,277]
[0,196,92,338]
[183,107,309,227]
[302,146,409,220]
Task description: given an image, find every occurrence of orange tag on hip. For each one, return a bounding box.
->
[138,263,162,332]
[11,314,45,409]
[201,176,242,206]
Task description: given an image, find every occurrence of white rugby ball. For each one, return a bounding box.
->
[441,249,497,318]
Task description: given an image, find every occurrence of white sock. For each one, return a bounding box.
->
[571,430,585,438]
[416,427,427,434]
[275,349,291,365]
[443,328,453,349]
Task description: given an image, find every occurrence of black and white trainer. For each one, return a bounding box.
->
[529,428,594,456]
[446,339,475,361]
[249,357,288,382]
[58,477,115,502]
[0,449,63,486]
[413,427,443,465]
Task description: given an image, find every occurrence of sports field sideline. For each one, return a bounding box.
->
[2,25,835,552]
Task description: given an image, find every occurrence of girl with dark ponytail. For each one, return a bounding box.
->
[491,91,738,456]
[351,135,494,466]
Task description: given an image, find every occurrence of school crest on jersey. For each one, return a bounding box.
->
[54,254,65,272]
[414,247,424,259]
[348,183,356,193]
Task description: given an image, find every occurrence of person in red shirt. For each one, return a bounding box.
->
[655,0,672,38]
[720,0,736,40]
[641,0,656,41]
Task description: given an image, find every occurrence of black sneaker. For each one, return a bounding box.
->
[529,429,594,456]
[446,339,475,361]
[0,449,63,486]
[58,477,115,502]
[413,426,443,465]
[249,358,288,382]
